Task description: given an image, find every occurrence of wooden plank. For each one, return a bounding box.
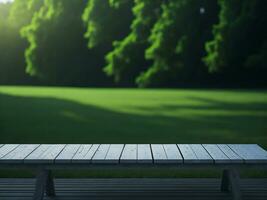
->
[245,144,267,156]
[229,144,267,163]
[104,144,124,164]
[151,144,167,164]
[0,144,39,163]
[177,144,197,163]
[25,144,65,163]
[0,144,19,159]
[137,144,152,164]
[217,144,243,163]
[92,144,110,163]
[1,178,267,200]
[163,144,183,163]
[202,144,229,164]
[120,144,137,163]
[55,145,81,164]
[190,144,213,163]
[71,144,99,163]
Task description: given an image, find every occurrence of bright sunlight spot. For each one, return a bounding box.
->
[0,0,13,3]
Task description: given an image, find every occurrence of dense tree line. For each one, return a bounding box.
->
[0,0,266,87]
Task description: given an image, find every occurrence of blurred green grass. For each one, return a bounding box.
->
[0,86,267,177]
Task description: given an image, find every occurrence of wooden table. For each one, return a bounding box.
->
[0,144,267,200]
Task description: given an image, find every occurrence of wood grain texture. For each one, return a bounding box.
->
[190,145,213,164]
[120,144,137,164]
[203,144,229,164]
[177,144,197,163]
[0,144,39,163]
[151,144,167,164]
[55,145,81,164]
[0,144,266,165]
[137,144,152,164]
[217,144,243,164]
[0,145,19,159]
[105,144,124,164]
[24,145,65,164]
[163,144,183,163]
[228,144,267,163]
[92,144,110,163]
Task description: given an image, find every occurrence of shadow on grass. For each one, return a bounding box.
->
[0,93,267,147]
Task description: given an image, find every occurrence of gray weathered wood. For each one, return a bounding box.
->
[190,144,213,163]
[163,144,183,163]
[71,144,93,163]
[0,144,19,159]
[203,144,229,164]
[105,144,124,164]
[177,144,197,163]
[229,144,267,163]
[137,144,152,164]
[25,145,65,164]
[217,144,243,163]
[71,144,99,163]
[0,144,39,163]
[151,144,167,164]
[120,144,137,163]
[0,144,266,166]
[92,144,110,163]
[55,144,80,163]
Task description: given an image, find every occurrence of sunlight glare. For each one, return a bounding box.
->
[0,0,13,3]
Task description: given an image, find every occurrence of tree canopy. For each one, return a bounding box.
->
[0,0,266,87]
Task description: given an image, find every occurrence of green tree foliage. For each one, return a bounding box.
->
[0,0,41,84]
[21,0,132,85]
[82,0,133,49]
[204,0,267,74]
[0,0,266,87]
[104,0,162,86]
[21,0,103,85]
[137,0,218,87]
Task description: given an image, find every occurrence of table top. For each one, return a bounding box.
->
[0,144,267,165]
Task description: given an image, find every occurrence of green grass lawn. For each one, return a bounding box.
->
[0,86,267,178]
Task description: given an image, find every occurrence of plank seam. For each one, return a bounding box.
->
[176,144,184,164]
[149,144,154,164]
[118,144,125,164]
[89,144,100,162]
[215,144,232,160]
[70,145,82,161]
[201,144,215,164]
[22,144,41,162]
[0,145,20,159]
[227,145,246,163]
[54,144,67,162]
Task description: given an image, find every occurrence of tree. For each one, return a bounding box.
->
[136,0,218,87]
[104,0,162,86]
[82,0,133,49]
[204,0,267,79]
[0,0,42,84]
[21,0,133,86]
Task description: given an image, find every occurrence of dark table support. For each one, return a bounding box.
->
[221,169,242,200]
[33,169,55,200]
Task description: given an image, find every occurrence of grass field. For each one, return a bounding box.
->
[0,86,267,177]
